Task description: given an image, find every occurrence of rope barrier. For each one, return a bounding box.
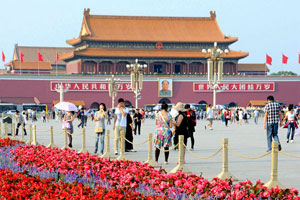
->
[227,146,271,159]
[53,131,64,135]
[154,144,178,152]
[36,130,49,133]
[86,133,106,139]
[279,151,300,159]
[123,137,149,146]
[183,143,222,159]
[67,132,82,136]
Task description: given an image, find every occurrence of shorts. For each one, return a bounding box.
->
[208,118,213,124]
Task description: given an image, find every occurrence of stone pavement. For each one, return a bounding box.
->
[7,117,300,190]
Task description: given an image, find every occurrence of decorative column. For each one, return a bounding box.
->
[147,62,151,74]
[170,62,173,74]
[113,61,117,74]
[186,62,190,74]
[96,62,99,74]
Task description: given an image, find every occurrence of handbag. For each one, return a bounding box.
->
[94,127,103,133]
[62,122,71,130]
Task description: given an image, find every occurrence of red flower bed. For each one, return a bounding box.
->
[0,138,22,149]
[10,144,300,199]
[0,169,162,199]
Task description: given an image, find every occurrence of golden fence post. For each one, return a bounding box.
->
[31,125,37,145]
[170,135,191,174]
[217,138,238,181]
[26,125,32,144]
[264,142,285,189]
[101,130,112,159]
[117,129,128,160]
[62,127,68,149]
[78,128,88,153]
[20,124,25,142]
[145,133,158,168]
[4,122,8,139]
[47,126,56,148]
[12,123,16,140]
[0,122,2,139]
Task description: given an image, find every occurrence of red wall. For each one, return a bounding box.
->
[0,78,299,108]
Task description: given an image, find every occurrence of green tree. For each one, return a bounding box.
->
[270,71,297,76]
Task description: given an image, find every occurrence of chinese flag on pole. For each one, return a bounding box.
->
[266,54,272,65]
[20,52,24,62]
[1,51,5,62]
[55,52,59,64]
[38,52,43,62]
[298,54,300,64]
[282,54,288,64]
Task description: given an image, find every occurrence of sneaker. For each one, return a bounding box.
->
[68,144,72,148]
[190,148,194,151]
[287,139,289,143]
[115,152,118,155]
[210,128,213,130]
[164,161,168,165]
[291,140,294,143]
[266,149,271,152]
[204,125,207,130]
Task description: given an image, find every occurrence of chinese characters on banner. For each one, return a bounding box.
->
[193,82,275,92]
[50,82,132,92]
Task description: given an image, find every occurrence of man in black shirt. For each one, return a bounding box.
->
[133,109,143,135]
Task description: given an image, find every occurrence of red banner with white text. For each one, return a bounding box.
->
[50,81,132,92]
[193,82,275,92]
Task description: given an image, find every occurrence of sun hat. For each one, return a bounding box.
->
[173,102,184,112]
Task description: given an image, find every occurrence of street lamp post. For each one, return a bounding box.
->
[202,42,229,109]
[106,75,120,109]
[126,59,147,109]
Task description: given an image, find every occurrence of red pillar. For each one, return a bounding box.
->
[147,62,150,74]
[170,62,173,74]
[235,63,238,75]
[113,61,117,74]
[186,62,190,74]
[96,62,99,74]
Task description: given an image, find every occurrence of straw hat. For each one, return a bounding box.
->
[173,102,185,112]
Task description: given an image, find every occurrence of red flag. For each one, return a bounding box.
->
[266,54,272,65]
[38,52,43,62]
[1,51,5,62]
[282,54,288,64]
[20,52,24,63]
[55,52,59,64]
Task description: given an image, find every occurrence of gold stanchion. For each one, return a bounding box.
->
[101,130,113,159]
[264,142,285,189]
[4,122,8,139]
[20,125,25,142]
[117,129,128,160]
[78,128,87,153]
[62,128,68,149]
[0,122,2,139]
[144,133,158,167]
[12,123,16,140]
[26,125,32,144]
[47,126,56,148]
[217,138,238,181]
[31,125,37,145]
[170,135,191,174]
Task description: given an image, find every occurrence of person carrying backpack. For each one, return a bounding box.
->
[185,104,196,150]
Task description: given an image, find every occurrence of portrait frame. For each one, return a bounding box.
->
[158,78,173,97]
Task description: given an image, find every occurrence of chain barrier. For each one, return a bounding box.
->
[53,131,64,135]
[123,137,149,146]
[183,143,222,159]
[68,132,82,136]
[279,151,300,159]
[227,145,271,159]
[154,144,178,152]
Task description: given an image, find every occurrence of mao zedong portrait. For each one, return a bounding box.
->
[159,80,172,97]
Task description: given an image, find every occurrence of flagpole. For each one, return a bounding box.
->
[19,51,22,75]
[56,51,58,76]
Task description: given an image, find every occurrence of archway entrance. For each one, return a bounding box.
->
[228,102,238,108]
[198,100,207,105]
[158,98,171,104]
[90,102,100,110]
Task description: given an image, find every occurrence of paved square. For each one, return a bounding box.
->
[9,117,300,190]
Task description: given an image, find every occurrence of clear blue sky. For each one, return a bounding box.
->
[0,0,299,74]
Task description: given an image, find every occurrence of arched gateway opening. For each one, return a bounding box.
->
[159,98,171,104]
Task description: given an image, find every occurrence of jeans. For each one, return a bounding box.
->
[287,123,295,140]
[254,117,258,124]
[78,117,85,128]
[267,123,280,151]
[95,129,105,154]
[134,121,141,135]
